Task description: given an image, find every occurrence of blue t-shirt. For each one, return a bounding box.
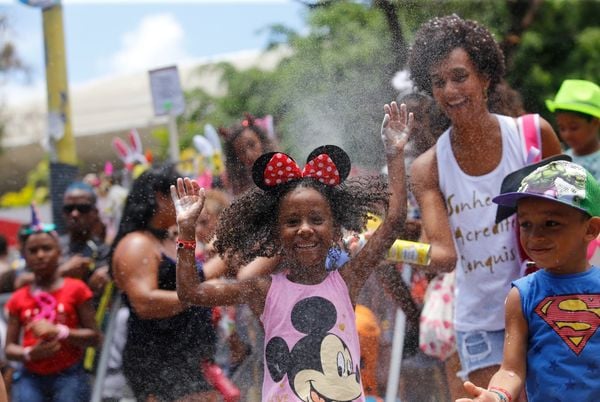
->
[566,148,600,182]
[513,268,600,401]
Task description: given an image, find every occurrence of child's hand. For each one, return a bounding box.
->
[170,177,206,237]
[455,381,501,402]
[28,340,61,361]
[28,319,59,341]
[381,101,413,157]
[58,255,93,278]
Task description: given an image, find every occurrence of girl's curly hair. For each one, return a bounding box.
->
[214,176,388,264]
[409,14,505,96]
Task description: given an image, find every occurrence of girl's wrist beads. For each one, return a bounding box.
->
[488,386,512,402]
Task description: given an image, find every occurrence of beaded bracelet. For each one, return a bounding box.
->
[177,239,196,250]
[55,324,70,341]
[488,386,512,402]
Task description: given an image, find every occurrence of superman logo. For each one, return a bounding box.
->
[535,294,600,355]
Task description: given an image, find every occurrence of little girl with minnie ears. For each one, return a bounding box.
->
[173,101,412,401]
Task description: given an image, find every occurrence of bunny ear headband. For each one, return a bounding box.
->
[242,113,275,139]
[112,129,149,171]
[251,145,351,191]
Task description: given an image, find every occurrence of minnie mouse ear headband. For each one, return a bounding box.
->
[252,145,351,191]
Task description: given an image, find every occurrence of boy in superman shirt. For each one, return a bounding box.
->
[458,159,600,402]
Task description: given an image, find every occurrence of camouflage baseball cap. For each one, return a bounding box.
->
[493,160,600,217]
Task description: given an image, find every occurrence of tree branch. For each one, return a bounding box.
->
[373,0,407,71]
[500,0,544,68]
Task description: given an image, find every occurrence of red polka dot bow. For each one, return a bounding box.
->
[263,152,341,187]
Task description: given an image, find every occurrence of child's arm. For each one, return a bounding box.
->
[237,256,280,280]
[201,255,229,280]
[202,254,279,281]
[71,300,102,347]
[112,233,189,319]
[28,300,101,348]
[5,314,60,363]
[172,178,270,312]
[343,101,411,302]
[456,287,527,402]
[0,373,7,402]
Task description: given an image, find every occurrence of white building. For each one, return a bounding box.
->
[0,48,288,193]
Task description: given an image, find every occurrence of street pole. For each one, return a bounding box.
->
[148,66,185,164]
[42,2,78,234]
[167,104,180,164]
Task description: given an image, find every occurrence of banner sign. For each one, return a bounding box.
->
[148,65,186,117]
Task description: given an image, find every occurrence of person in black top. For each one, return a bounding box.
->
[110,164,218,402]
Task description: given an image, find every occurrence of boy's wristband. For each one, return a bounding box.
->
[55,324,70,341]
[23,346,32,362]
[488,386,512,402]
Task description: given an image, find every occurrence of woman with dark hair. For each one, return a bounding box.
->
[407,14,562,395]
[222,115,275,197]
[110,164,218,402]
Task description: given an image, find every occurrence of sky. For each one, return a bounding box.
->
[0,0,307,105]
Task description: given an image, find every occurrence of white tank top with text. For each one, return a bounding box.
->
[436,114,528,332]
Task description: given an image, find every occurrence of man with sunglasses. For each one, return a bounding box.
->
[59,181,111,297]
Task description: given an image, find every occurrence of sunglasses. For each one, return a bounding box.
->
[63,204,94,214]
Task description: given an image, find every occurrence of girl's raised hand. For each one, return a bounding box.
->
[381,101,413,156]
[170,177,206,235]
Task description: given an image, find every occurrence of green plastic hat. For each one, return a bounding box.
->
[546,79,600,119]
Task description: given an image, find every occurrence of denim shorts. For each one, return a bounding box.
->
[12,363,91,402]
[456,329,504,380]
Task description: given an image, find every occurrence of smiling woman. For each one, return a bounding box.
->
[407,14,563,396]
[110,164,219,402]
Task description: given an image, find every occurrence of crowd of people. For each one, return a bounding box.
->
[0,13,598,402]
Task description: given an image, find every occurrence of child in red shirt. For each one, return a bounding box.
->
[5,222,100,402]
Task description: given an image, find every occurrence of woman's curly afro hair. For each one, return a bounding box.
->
[214,176,389,265]
[409,14,505,96]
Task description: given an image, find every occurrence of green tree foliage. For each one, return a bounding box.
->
[186,2,397,168]
[0,16,26,75]
[509,0,600,124]
[182,0,599,170]
[0,15,28,154]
